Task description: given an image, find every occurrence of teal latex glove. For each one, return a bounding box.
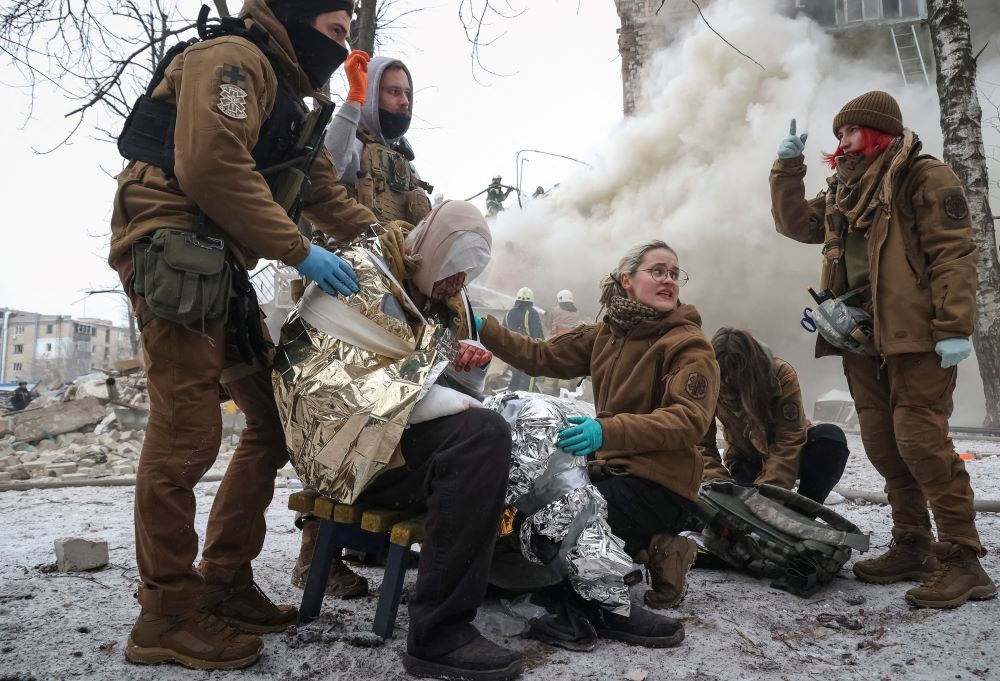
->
[935,338,972,368]
[474,315,484,333]
[294,244,360,296]
[777,118,809,159]
[557,415,603,456]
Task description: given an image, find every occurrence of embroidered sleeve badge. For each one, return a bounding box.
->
[782,402,800,422]
[943,193,969,221]
[218,84,248,119]
[685,372,708,400]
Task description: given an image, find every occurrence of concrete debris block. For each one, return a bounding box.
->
[0,455,19,469]
[0,416,13,437]
[0,472,10,482]
[10,398,109,443]
[59,473,93,482]
[7,466,29,481]
[20,451,40,463]
[93,413,117,435]
[624,671,648,681]
[46,462,78,476]
[55,537,109,572]
[36,439,56,452]
[112,463,135,476]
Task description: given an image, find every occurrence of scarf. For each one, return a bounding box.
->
[826,129,919,233]
[606,296,664,334]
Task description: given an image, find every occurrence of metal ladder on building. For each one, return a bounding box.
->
[890,23,929,87]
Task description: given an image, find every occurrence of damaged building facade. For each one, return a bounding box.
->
[614,0,993,114]
[0,309,136,385]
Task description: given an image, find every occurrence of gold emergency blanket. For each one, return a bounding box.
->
[273,234,458,503]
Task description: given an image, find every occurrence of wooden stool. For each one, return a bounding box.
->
[288,491,425,639]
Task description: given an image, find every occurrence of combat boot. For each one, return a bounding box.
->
[639,534,697,609]
[291,518,368,598]
[904,544,997,609]
[125,607,263,670]
[852,531,937,584]
[206,582,298,633]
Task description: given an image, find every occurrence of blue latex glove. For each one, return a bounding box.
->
[935,338,972,368]
[474,315,484,333]
[557,415,603,456]
[294,244,360,296]
[777,118,809,159]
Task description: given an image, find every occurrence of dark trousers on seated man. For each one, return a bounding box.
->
[359,408,512,659]
[727,423,850,504]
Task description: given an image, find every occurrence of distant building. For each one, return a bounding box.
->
[0,309,135,384]
[614,0,994,114]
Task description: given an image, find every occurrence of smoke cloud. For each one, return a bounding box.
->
[481,0,999,424]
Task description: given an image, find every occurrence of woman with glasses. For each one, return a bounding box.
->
[475,240,720,641]
[698,327,849,505]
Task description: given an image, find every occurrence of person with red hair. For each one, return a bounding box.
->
[769,91,995,609]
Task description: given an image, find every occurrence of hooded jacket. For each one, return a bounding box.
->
[109,0,376,274]
[325,56,418,182]
[770,140,977,357]
[480,303,720,502]
[697,356,809,489]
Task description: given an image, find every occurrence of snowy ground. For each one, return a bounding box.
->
[1,437,999,681]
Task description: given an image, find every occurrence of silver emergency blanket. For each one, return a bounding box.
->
[484,392,633,614]
[273,233,457,504]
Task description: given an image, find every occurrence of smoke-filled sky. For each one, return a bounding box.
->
[1,0,997,421]
[483,0,1000,424]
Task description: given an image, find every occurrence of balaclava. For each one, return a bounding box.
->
[270,0,353,89]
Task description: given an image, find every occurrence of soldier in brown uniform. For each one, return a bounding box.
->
[477,240,720,639]
[770,91,995,608]
[698,328,849,505]
[291,54,433,598]
[109,0,378,668]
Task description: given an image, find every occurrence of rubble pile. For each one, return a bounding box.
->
[0,371,240,485]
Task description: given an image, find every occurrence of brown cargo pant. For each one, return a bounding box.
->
[842,352,982,554]
[119,257,288,614]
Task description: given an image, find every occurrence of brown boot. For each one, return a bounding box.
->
[207,582,298,633]
[292,519,368,598]
[904,544,997,609]
[852,531,938,584]
[125,608,263,670]
[639,534,697,609]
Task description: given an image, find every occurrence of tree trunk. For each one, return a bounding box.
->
[927,0,1000,428]
[350,1,377,55]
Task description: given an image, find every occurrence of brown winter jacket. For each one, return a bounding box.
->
[770,146,978,357]
[109,0,376,273]
[698,357,809,489]
[479,303,720,502]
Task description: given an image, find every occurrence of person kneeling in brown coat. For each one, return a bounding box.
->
[698,327,850,505]
[477,240,720,644]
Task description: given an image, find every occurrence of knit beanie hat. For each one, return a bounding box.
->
[832,91,903,137]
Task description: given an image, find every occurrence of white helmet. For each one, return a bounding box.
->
[515,287,534,302]
[556,289,574,304]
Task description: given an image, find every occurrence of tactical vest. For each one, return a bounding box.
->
[352,127,432,225]
[117,7,325,223]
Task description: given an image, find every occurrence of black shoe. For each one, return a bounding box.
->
[589,605,685,648]
[402,633,524,681]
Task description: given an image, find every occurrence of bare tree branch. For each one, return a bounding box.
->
[690,0,765,71]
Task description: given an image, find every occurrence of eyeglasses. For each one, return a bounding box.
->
[636,267,689,287]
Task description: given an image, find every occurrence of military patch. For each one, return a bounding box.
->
[217,84,248,120]
[220,64,248,87]
[943,193,969,220]
[685,372,708,400]
[782,402,800,422]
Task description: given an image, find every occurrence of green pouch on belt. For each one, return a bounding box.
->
[139,229,231,328]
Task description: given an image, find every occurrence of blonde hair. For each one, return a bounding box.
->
[598,240,677,308]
